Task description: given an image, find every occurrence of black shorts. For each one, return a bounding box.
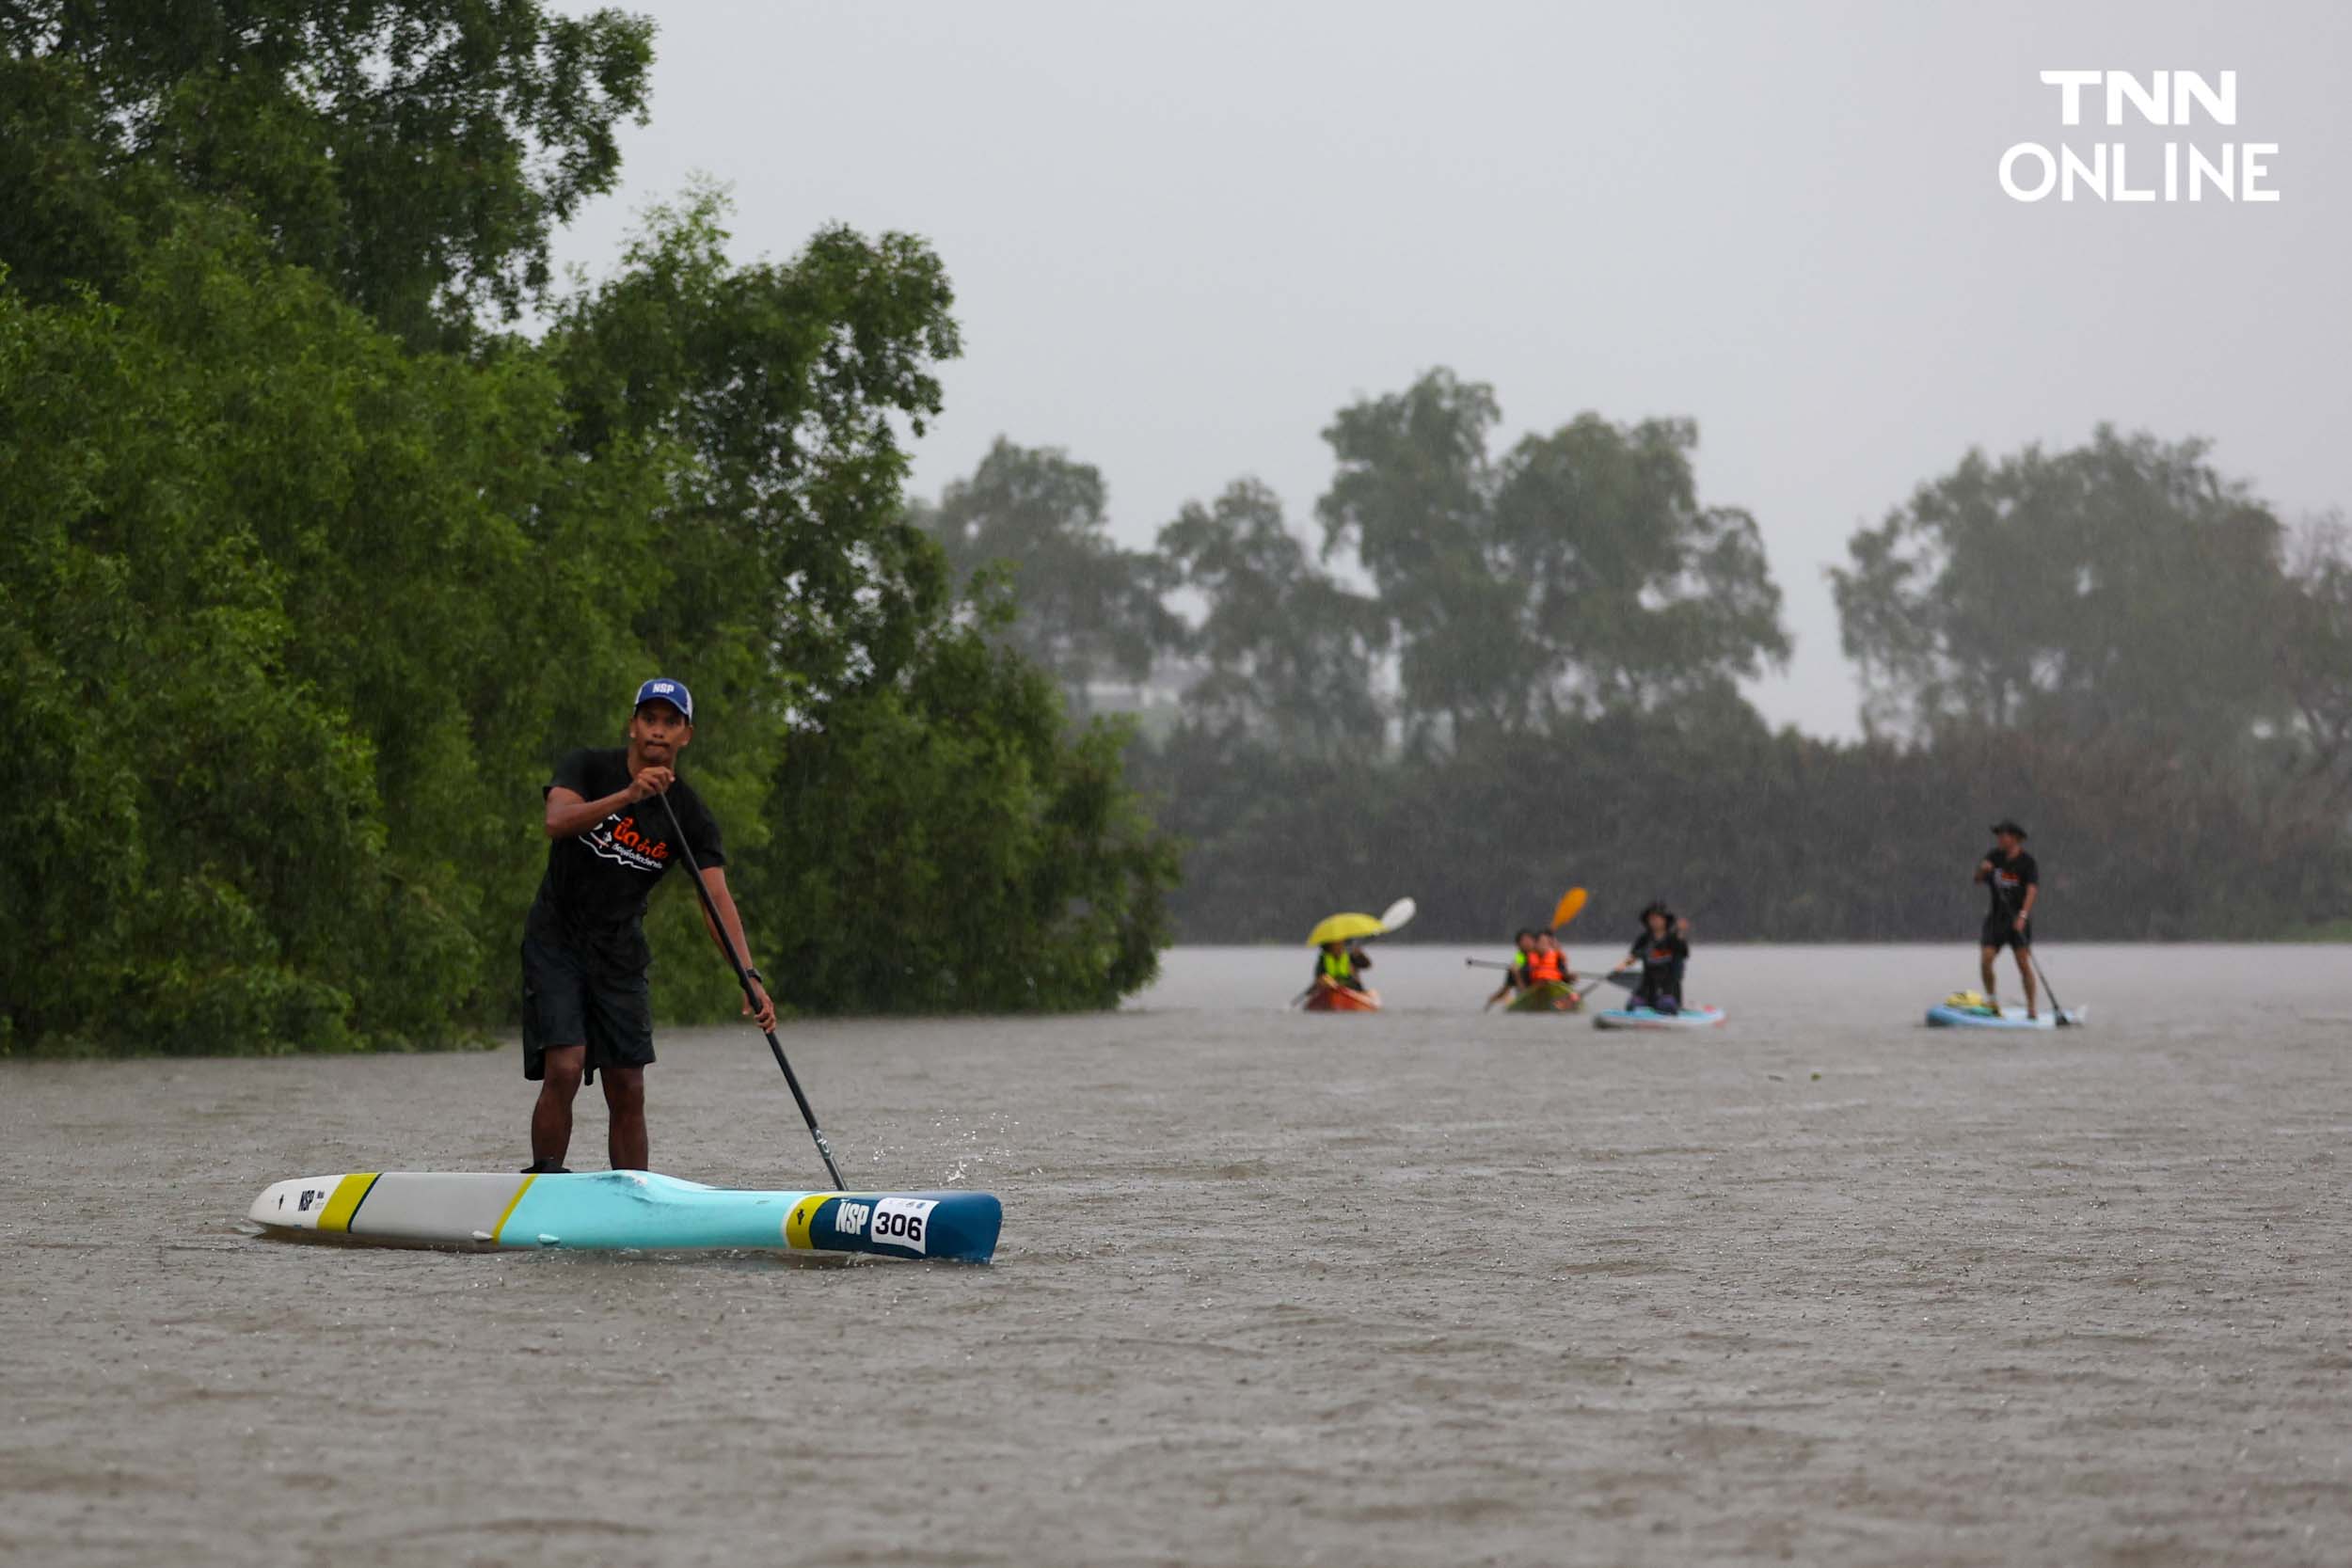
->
[1979,914,2033,951]
[521,934,654,1084]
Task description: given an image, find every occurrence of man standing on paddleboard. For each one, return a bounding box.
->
[1974,819,2040,1018]
[522,678,775,1172]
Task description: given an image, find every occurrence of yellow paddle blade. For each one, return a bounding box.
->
[1306,912,1384,947]
[1551,887,1588,929]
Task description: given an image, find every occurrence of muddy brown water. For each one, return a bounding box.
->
[5,943,2350,1566]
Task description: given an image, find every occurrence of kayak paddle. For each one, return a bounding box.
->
[1563,970,1641,1005]
[655,788,848,1185]
[1376,896,1416,935]
[1551,886,1588,929]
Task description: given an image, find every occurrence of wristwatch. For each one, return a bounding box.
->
[744,967,765,985]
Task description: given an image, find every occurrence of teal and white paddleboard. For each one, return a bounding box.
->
[1923,1004,2087,1030]
[1594,1005,1725,1031]
[248,1170,1001,1263]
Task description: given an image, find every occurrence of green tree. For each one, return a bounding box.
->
[1,10,1177,1054]
[1318,369,1523,738]
[548,193,1173,1019]
[1,0,654,345]
[919,438,1178,714]
[1490,415,1788,716]
[2277,520,2352,801]
[760,616,1177,1013]
[1156,478,1388,751]
[548,185,960,715]
[1319,370,1788,742]
[0,214,647,1052]
[1832,428,2289,742]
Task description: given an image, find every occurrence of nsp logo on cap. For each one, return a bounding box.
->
[632,677,693,722]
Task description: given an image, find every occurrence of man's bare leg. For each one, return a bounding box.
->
[1979,945,2000,998]
[602,1066,647,1171]
[2018,952,2040,1018]
[532,1044,586,1168]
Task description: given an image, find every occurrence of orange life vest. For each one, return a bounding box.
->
[1523,947,1565,985]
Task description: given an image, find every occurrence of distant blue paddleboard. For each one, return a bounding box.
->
[1593,1005,1725,1031]
[1924,1004,2086,1030]
[248,1170,1001,1263]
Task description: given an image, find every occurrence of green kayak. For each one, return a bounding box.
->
[1507,981,1581,1014]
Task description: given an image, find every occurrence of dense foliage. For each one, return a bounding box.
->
[914,438,1177,715]
[1,5,1175,1054]
[941,394,2352,945]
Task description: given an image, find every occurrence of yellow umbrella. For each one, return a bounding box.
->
[1306,912,1384,947]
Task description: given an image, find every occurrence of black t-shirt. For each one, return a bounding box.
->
[1983,848,2039,916]
[1629,931,1689,976]
[527,747,725,972]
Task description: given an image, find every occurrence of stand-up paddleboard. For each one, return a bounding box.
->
[1594,1005,1725,1031]
[247,1170,1000,1263]
[1507,981,1581,1014]
[1924,1003,2086,1030]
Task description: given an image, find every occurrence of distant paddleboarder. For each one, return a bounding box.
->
[522,678,775,1173]
[1613,903,1692,1014]
[1975,819,2041,1019]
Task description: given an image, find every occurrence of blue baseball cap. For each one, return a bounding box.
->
[632,677,693,722]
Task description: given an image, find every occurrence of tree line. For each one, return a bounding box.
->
[1,2,1175,1055]
[921,386,2352,945]
[8,5,2343,1060]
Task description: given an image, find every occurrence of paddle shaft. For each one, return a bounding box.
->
[1988,878,2069,1023]
[655,788,847,1185]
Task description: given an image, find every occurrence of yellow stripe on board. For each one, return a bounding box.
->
[786,1194,844,1251]
[489,1175,535,1243]
[317,1173,380,1233]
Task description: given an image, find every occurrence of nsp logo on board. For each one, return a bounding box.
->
[1998,71,2280,203]
[823,1196,936,1255]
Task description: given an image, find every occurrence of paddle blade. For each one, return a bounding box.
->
[1377,896,1416,934]
[1551,887,1588,929]
[1306,912,1383,947]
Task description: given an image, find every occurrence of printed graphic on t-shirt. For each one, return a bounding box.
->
[582,812,673,875]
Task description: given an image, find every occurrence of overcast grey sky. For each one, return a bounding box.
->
[552,1,2349,736]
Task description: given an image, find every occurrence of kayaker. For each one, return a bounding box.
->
[523,678,775,1174]
[1312,938,1373,996]
[1613,904,1692,1014]
[1523,929,1571,990]
[1484,928,1539,1008]
[1975,819,2041,1017]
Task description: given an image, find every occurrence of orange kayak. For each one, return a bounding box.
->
[1302,983,1381,1013]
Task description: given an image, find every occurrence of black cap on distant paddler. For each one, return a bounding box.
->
[1989,818,2028,838]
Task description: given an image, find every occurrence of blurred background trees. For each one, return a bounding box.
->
[933,377,2351,946]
